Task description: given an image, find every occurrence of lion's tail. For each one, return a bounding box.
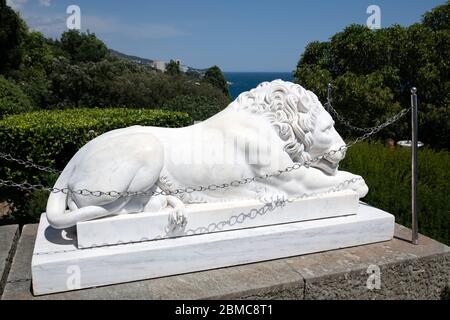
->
[46,161,110,229]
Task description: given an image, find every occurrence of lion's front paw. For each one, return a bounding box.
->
[257,189,288,207]
[166,208,187,235]
[164,195,188,236]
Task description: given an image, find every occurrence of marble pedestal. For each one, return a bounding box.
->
[77,190,359,248]
[31,200,394,296]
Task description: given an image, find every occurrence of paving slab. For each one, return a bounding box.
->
[0,225,19,298]
[2,223,449,300]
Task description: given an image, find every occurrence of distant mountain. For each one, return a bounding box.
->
[109,49,154,65]
[109,49,206,75]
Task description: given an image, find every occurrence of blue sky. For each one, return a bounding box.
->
[8,0,447,72]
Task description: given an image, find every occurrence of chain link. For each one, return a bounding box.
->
[0,151,61,174]
[324,101,410,134]
[324,101,374,133]
[343,106,411,149]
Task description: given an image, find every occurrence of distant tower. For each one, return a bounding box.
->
[174,59,188,73]
[152,60,166,72]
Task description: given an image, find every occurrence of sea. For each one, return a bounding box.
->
[224,72,293,100]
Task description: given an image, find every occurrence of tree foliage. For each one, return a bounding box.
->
[0,0,27,74]
[294,1,450,149]
[0,75,34,117]
[166,59,181,76]
[43,56,228,114]
[0,2,230,121]
[60,30,108,63]
[203,65,229,97]
[423,1,450,31]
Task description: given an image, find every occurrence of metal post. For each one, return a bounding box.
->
[327,83,333,104]
[411,88,419,245]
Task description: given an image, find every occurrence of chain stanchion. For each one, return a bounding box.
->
[411,88,419,245]
[326,83,420,245]
[327,83,333,105]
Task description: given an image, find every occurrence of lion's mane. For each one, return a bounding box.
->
[231,79,322,163]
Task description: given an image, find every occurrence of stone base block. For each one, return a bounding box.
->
[76,190,359,248]
[31,202,394,295]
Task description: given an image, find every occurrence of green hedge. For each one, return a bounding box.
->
[161,94,228,121]
[0,108,192,224]
[340,142,450,245]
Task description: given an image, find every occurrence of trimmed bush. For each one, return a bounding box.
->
[162,94,227,121]
[0,108,192,225]
[0,75,34,118]
[340,142,450,245]
[0,107,191,172]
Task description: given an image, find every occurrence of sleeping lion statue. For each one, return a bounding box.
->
[46,80,368,229]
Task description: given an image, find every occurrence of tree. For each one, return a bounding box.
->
[203,65,229,98]
[294,1,450,149]
[423,0,450,31]
[166,59,181,76]
[10,31,54,107]
[48,57,92,108]
[0,0,27,75]
[21,31,54,71]
[0,2,231,119]
[296,41,332,70]
[60,30,108,63]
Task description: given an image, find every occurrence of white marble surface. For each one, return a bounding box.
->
[46,80,369,229]
[32,202,394,295]
[76,190,359,248]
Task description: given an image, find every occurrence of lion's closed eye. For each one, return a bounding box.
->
[323,120,335,133]
[323,125,333,133]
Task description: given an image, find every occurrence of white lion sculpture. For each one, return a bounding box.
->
[46,80,368,229]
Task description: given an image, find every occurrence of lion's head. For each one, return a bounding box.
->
[232,79,346,175]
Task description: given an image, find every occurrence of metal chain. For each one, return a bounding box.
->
[0,106,410,198]
[324,101,375,133]
[324,100,407,134]
[33,200,294,255]
[183,177,363,236]
[343,106,411,148]
[0,151,61,174]
[33,177,363,256]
